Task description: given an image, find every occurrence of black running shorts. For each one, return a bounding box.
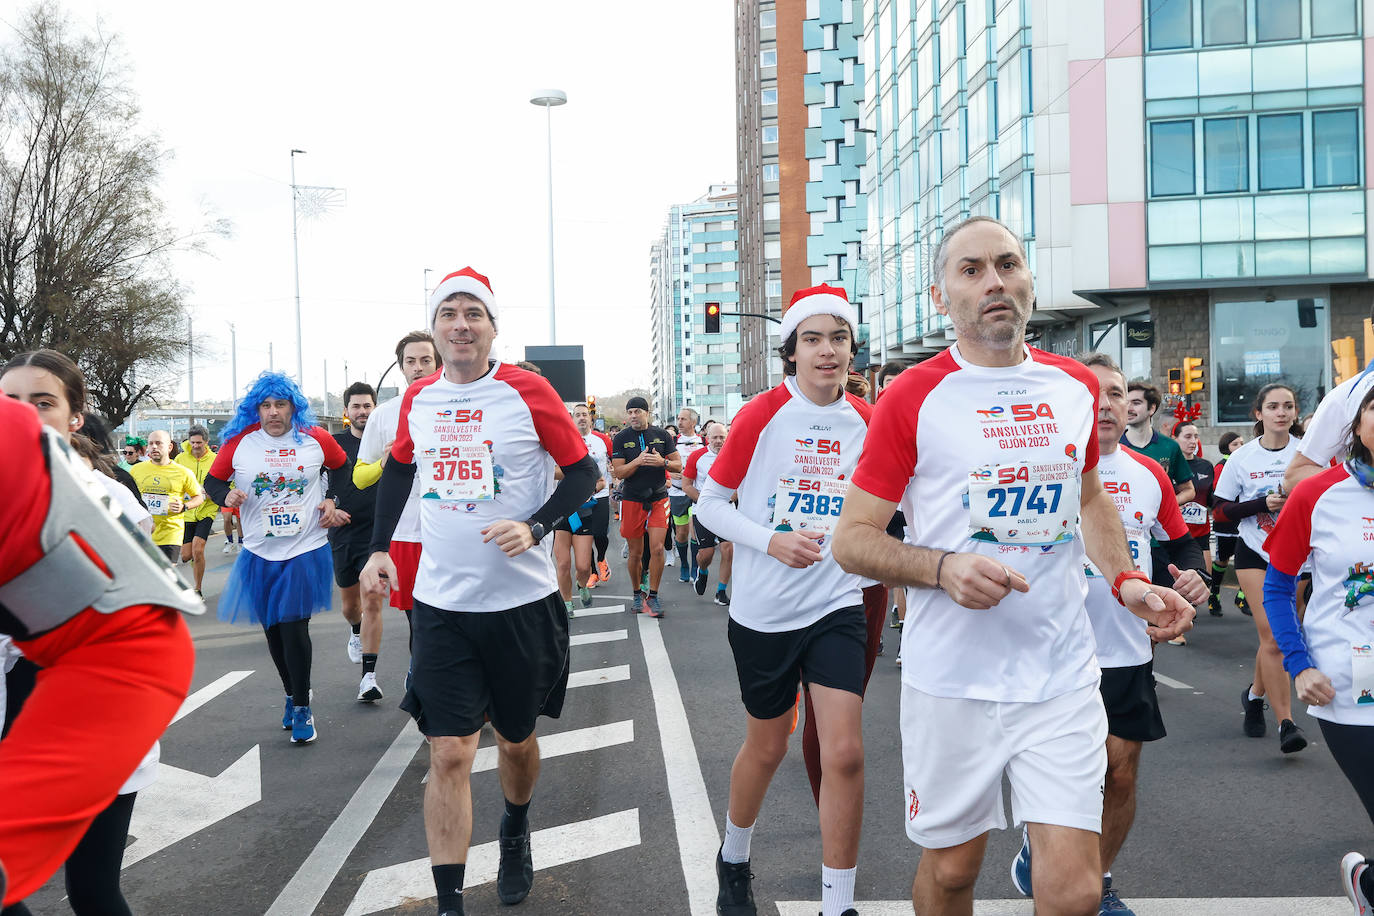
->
[330,537,372,588]
[401,593,570,742]
[1099,660,1166,742]
[727,605,866,721]
[182,516,214,544]
[1234,539,1268,571]
[693,515,722,550]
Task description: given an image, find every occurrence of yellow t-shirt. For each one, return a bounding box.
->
[175,447,219,520]
[129,461,202,547]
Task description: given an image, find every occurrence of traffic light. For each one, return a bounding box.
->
[705,302,721,334]
[587,395,597,420]
[1183,357,1205,395]
[1333,337,1358,385]
[1167,367,1182,395]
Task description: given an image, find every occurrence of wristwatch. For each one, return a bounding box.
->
[1111,570,1152,606]
[527,520,547,545]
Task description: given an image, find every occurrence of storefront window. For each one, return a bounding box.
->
[1212,295,1329,423]
[1088,314,1153,382]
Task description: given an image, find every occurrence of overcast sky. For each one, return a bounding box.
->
[28,1,737,405]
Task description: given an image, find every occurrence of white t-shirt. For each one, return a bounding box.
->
[1084,448,1189,669]
[1266,464,1374,725]
[358,396,422,542]
[1213,434,1303,559]
[852,344,1102,703]
[1298,364,1374,468]
[584,431,612,499]
[684,445,719,496]
[668,433,703,496]
[210,425,346,561]
[697,378,871,632]
[391,362,589,613]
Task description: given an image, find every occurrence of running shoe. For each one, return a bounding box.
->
[679,569,692,584]
[641,573,650,593]
[1237,590,1251,615]
[878,636,885,656]
[497,829,534,904]
[896,652,902,667]
[358,672,383,703]
[1167,634,1187,646]
[622,542,629,559]
[695,571,709,596]
[346,633,363,664]
[1010,826,1032,897]
[291,705,316,744]
[645,594,664,619]
[579,584,592,608]
[587,573,600,588]
[890,606,901,628]
[1099,877,1135,914]
[715,848,756,916]
[221,540,233,554]
[631,592,644,614]
[282,695,293,730]
[1207,594,1224,617]
[598,560,611,582]
[1340,852,1371,915]
[1279,718,1309,754]
[714,590,730,607]
[1242,685,1267,738]
[565,600,576,619]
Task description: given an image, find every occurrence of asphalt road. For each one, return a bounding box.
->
[17,527,1371,915]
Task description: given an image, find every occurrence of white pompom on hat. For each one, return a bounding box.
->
[779,283,858,342]
[428,267,496,327]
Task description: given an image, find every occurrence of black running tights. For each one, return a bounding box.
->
[264,619,312,707]
[1319,719,1374,825]
[0,792,137,916]
[593,533,609,563]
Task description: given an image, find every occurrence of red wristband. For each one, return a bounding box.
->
[1111,570,1152,606]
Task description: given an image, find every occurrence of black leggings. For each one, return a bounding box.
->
[264,619,312,707]
[1319,719,1374,825]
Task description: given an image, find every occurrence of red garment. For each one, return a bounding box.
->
[0,397,194,905]
[388,538,422,612]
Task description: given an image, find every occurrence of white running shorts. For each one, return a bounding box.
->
[900,680,1107,848]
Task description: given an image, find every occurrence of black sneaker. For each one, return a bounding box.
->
[497,830,533,904]
[1242,686,1267,738]
[696,571,709,596]
[716,849,756,915]
[1207,594,1224,617]
[714,590,730,607]
[1237,590,1252,615]
[890,606,901,628]
[1279,718,1309,754]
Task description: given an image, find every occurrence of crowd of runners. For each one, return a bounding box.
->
[0,220,1372,916]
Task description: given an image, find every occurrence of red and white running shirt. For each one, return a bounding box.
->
[359,397,421,542]
[210,425,347,561]
[851,344,1101,702]
[697,377,871,632]
[1266,464,1374,725]
[1084,448,1188,669]
[1213,435,1303,560]
[684,445,719,491]
[391,362,588,613]
[585,431,612,499]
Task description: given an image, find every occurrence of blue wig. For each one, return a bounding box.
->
[220,371,318,445]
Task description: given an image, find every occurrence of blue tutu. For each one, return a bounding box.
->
[218,544,333,627]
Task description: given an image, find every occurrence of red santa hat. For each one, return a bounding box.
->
[428,267,496,326]
[780,283,858,341]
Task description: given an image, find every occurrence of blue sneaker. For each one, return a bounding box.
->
[579,583,592,608]
[291,705,316,744]
[1010,826,1032,897]
[678,568,691,583]
[631,592,644,614]
[645,594,663,619]
[282,695,292,730]
[1099,877,1135,914]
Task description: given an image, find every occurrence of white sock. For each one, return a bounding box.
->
[821,865,856,916]
[1249,688,1263,702]
[721,816,754,864]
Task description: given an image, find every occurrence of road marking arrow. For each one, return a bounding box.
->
[122,745,260,868]
[343,808,641,916]
[423,720,634,784]
[171,670,254,724]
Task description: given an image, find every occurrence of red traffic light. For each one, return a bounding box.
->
[705,302,721,333]
[707,304,719,316]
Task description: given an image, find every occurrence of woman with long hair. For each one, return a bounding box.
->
[202,372,347,744]
[1213,382,1307,754]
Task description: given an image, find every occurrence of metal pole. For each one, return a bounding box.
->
[423,268,433,328]
[290,150,305,385]
[228,322,238,401]
[323,359,329,416]
[187,314,194,425]
[544,104,557,345]
[269,341,274,372]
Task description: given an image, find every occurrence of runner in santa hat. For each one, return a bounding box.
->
[696,283,875,916]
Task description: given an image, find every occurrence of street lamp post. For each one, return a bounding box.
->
[423,267,434,328]
[290,149,306,386]
[529,89,567,346]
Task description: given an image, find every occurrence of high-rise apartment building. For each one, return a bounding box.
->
[862,0,1370,436]
[649,185,743,423]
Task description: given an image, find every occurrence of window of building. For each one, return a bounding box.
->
[761,48,777,67]
[762,163,779,181]
[1149,0,1193,50]
[762,125,779,143]
[1311,0,1358,37]
[1202,0,1246,45]
[1312,109,1359,187]
[762,88,778,105]
[1204,117,1248,192]
[760,9,776,28]
[1256,0,1301,40]
[763,201,780,220]
[1150,120,1195,196]
[1088,314,1153,382]
[1212,295,1329,422]
[1257,114,1304,190]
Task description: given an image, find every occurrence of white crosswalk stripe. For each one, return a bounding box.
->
[776,899,1351,915]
